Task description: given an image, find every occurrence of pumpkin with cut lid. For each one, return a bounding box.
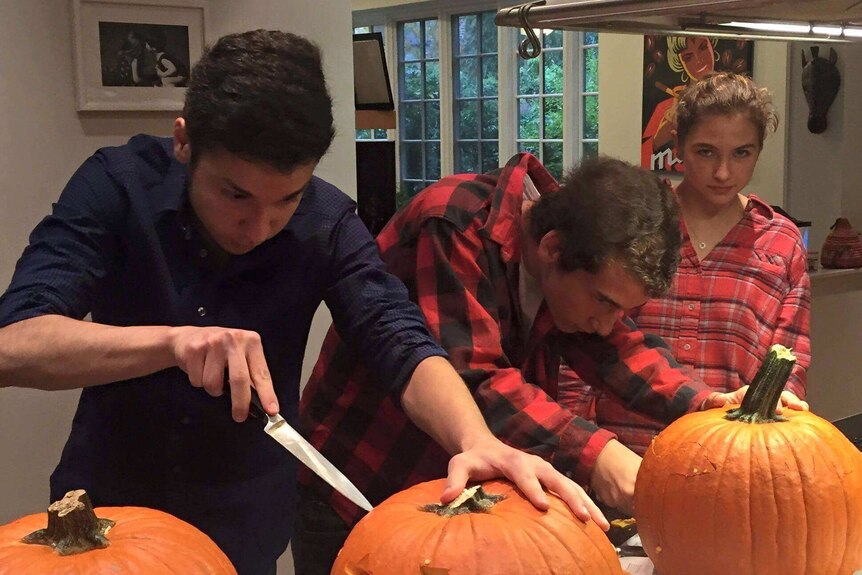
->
[0,489,236,574]
[635,344,862,575]
[330,478,625,575]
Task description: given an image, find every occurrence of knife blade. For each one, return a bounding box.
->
[235,386,374,512]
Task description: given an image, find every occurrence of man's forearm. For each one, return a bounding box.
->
[0,315,175,390]
[400,355,493,454]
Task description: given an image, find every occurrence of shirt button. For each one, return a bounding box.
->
[199,248,208,258]
[197,306,207,317]
[683,343,692,351]
[688,303,695,311]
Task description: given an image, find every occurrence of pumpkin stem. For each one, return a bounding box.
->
[21,489,115,555]
[420,486,505,517]
[725,344,796,424]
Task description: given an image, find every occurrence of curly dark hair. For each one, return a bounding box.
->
[527,156,681,296]
[182,29,335,171]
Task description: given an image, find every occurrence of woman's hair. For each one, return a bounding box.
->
[673,71,778,148]
[666,36,718,81]
[527,156,681,296]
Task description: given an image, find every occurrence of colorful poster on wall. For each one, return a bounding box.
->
[641,35,754,173]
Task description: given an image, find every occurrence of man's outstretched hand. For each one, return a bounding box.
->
[439,438,609,531]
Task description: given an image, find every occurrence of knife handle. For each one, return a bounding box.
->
[223,379,267,420]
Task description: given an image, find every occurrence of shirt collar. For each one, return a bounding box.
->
[744,194,775,219]
[486,153,559,263]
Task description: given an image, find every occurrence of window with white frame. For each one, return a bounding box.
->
[398,19,441,200]
[354,2,598,207]
[453,11,499,174]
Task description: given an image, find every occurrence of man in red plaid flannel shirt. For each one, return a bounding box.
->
[292,154,747,574]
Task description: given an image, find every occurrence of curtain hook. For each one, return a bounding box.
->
[517,0,547,60]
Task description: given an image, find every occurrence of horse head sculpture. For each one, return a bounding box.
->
[801,46,841,134]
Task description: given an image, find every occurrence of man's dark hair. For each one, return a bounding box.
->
[527,156,681,296]
[183,29,335,171]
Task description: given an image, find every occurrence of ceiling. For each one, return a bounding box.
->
[495,0,862,43]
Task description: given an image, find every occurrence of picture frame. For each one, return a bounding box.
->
[71,0,207,111]
[353,32,394,111]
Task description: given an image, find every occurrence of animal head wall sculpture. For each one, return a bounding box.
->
[801,46,841,134]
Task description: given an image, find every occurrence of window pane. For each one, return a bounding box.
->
[403,22,422,61]
[424,20,438,58]
[584,31,599,45]
[544,50,563,94]
[582,141,599,159]
[403,62,422,100]
[425,60,440,99]
[543,142,563,179]
[457,15,478,55]
[374,129,388,139]
[356,129,373,140]
[425,101,440,139]
[583,94,599,139]
[403,142,423,179]
[482,99,498,139]
[519,141,540,156]
[544,97,563,140]
[457,141,480,173]
[481,142,500,172]
[402,102,423,140]
[400,180,424,202]
[426,142,441,180]
[458,100,480,139]
[518,57,539,95]
[544,30,563,48]
[481,12,497,54]
[482,56,498,96]
[518,97,541,139]
[584,46,598,92]
[458,57,479,98]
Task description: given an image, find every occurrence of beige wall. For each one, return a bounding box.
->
[0,1,354,573]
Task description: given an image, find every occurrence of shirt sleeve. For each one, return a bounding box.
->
[408,216,619,485]
[0,155,123,328]
[770,245,811,399]
[558,318,714,479]
[322,209,447,398]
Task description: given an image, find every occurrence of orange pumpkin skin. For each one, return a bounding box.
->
[331,478,626,575]
[0,504,237,575]
[635,406,862,575]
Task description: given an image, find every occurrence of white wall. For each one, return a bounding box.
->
[785,42,862,421]
[0,1,354,573]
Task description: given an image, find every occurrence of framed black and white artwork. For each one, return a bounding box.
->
[72,0,206,111]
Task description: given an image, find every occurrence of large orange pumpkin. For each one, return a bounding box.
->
[0,489,237,574]
[635,345,862,575]
[331,478,626,575]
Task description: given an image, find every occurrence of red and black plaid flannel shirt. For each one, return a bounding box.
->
[299,153,715,527]
[560,195,811,454]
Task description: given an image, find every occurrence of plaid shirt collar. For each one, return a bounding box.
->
[487,153,560,264]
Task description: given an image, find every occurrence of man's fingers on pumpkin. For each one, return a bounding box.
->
[511,471,549,512]
[440,456,472,504]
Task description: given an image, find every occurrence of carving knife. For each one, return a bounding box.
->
[234,387,374,512]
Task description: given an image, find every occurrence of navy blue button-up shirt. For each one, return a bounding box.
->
[0,135,445,575]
